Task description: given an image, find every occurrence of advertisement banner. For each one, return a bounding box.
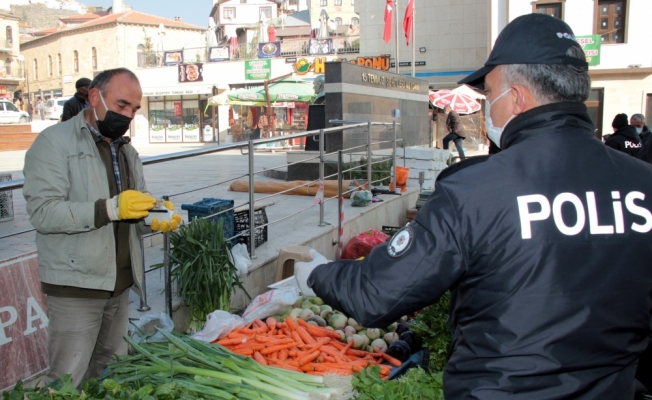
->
[178,63,203,83]
[163,50,183,66]
[245,59,271,80]
[309,39,332,55]
[208,46,230,62]
[576,35,601,66]
[173,101,182,116]
[166,126,183,142]
[149,126,165,142]
[258,41,281,58]
[183,125,200,142]
[0,252,49,392]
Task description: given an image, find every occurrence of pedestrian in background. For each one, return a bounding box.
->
[631,113,651,143]
[442,105,467,160]
[36,98,44,120]
[27,100,33,122]
[605,113,641,157]
[61,77,90,122]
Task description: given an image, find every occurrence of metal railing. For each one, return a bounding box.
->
[136,36,360,67]
[0,120,401,316]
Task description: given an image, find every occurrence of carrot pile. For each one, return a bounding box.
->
[213,317,401,379]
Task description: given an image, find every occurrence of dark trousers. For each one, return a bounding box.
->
[443,133,466,159]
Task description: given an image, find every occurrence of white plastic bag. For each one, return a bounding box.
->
[231,243,251,278]
[242,287,300,323]
[192,310,246,343]
[131,312,175,343]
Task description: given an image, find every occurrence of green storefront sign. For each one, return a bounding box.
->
[245,59,271,80]
[576,35,601,67]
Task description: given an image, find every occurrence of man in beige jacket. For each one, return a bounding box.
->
[24,68,159,386]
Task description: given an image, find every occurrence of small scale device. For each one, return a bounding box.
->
[144,200,175,226]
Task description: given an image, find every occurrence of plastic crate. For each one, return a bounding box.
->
[181,198,235,240]
[234,207,268,251]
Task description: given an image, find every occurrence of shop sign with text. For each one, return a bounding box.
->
[576,35,601,66]
[293,55,391,75]
[245,59,272,80]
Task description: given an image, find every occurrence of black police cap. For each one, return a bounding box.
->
[459,13,588,89]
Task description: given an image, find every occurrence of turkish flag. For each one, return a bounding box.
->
[403,0,414,46]
[383,0,393,43]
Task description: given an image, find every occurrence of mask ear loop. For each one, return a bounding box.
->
[92,90,109,122]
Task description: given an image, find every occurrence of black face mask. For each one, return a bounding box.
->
[94,92,132,140]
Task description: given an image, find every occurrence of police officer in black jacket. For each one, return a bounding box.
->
[295,14,652,399]
[61,77,90,122]
[605,113,642,157]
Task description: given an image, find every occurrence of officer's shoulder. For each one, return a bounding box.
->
[436,155,491,182]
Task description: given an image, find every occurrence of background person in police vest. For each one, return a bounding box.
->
[294,13,652,399]
[631,113,651,143]
[23,68,180,387]
[605,113,642,157]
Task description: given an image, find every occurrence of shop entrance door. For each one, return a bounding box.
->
[585,88,604,140]
[199,99,218,143]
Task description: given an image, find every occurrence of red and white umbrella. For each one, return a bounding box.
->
[429,89,481,114]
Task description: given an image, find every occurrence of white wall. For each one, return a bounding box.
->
[219,0,279,38]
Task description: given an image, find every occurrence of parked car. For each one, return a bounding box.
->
[0,100,29,124]
[44,97,71,120]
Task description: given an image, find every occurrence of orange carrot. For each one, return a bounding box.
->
[346,348,370,358]
[269,352,278,360]
[291,331,305,346]
[260,342,297,355]
[266,317,277,330]
[232,348,254,356]
[284,317,297,331]
[255,335,272,343]
[305,326,342,340]
[282,326,292,337]
[306,371,325,376]
[271,360,304,373]
[253,351,267,365]
[295,326,316,344]
[298,350,320,366]
[321,354,336,363]
[340,338,353,355]
[278,349,288,360]
[381,352,402,367]
[312,365,354,375]
[329,340,345,350]
[217,337,248,346]
[269,327,277,336]
[320,346,350,362]
[276,322,285,329]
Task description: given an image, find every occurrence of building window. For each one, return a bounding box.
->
[5,26,11,44]
[92,47,97,70]
[335,17,342,26]
[320,0,327,6]
[223,7,236,20]
[240,0,246,2]
[351,17,359,25]
[596,0,626,43]
[335,0,342,5]
[33,59,37,80]
[351,0,354,4]
[48,55,52,77]
[536,3,562,18]
[57,53,62,75]
[73,50,79,72]
[137,44,144,67]
[4,58,10,75]
[289,0,297,5]
[260,7,272,19]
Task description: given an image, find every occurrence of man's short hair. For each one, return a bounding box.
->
[90,68,140,95]
[499,46,590,104]
[631,113,645,123]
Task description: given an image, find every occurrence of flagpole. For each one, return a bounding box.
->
[395,0,399,74]
[411,0,415,77]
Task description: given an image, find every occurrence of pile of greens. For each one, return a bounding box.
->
[352,366,444,400]
[409,291,452,372]
[165,218,248,332]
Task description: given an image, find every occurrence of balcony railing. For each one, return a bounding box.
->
[0,67,23,80]
[136,36,360,67]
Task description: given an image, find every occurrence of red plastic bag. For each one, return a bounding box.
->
[341,229,390,260]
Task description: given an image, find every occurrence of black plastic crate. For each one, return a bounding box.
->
[234,207,268,251]
[181,198,235,240]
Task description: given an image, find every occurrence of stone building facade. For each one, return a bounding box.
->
[19,11,205,101]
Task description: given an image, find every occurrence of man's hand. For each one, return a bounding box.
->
[294,249,331,297]
[106,190,156,221]
[151,200,182,232]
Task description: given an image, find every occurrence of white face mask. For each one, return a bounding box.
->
[636,127,643,134]
[485,88,514,148]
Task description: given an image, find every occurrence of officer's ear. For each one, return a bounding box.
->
[511,85,535,115]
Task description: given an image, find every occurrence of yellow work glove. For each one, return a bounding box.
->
[106,190,156,221]
[151,214,182,232]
